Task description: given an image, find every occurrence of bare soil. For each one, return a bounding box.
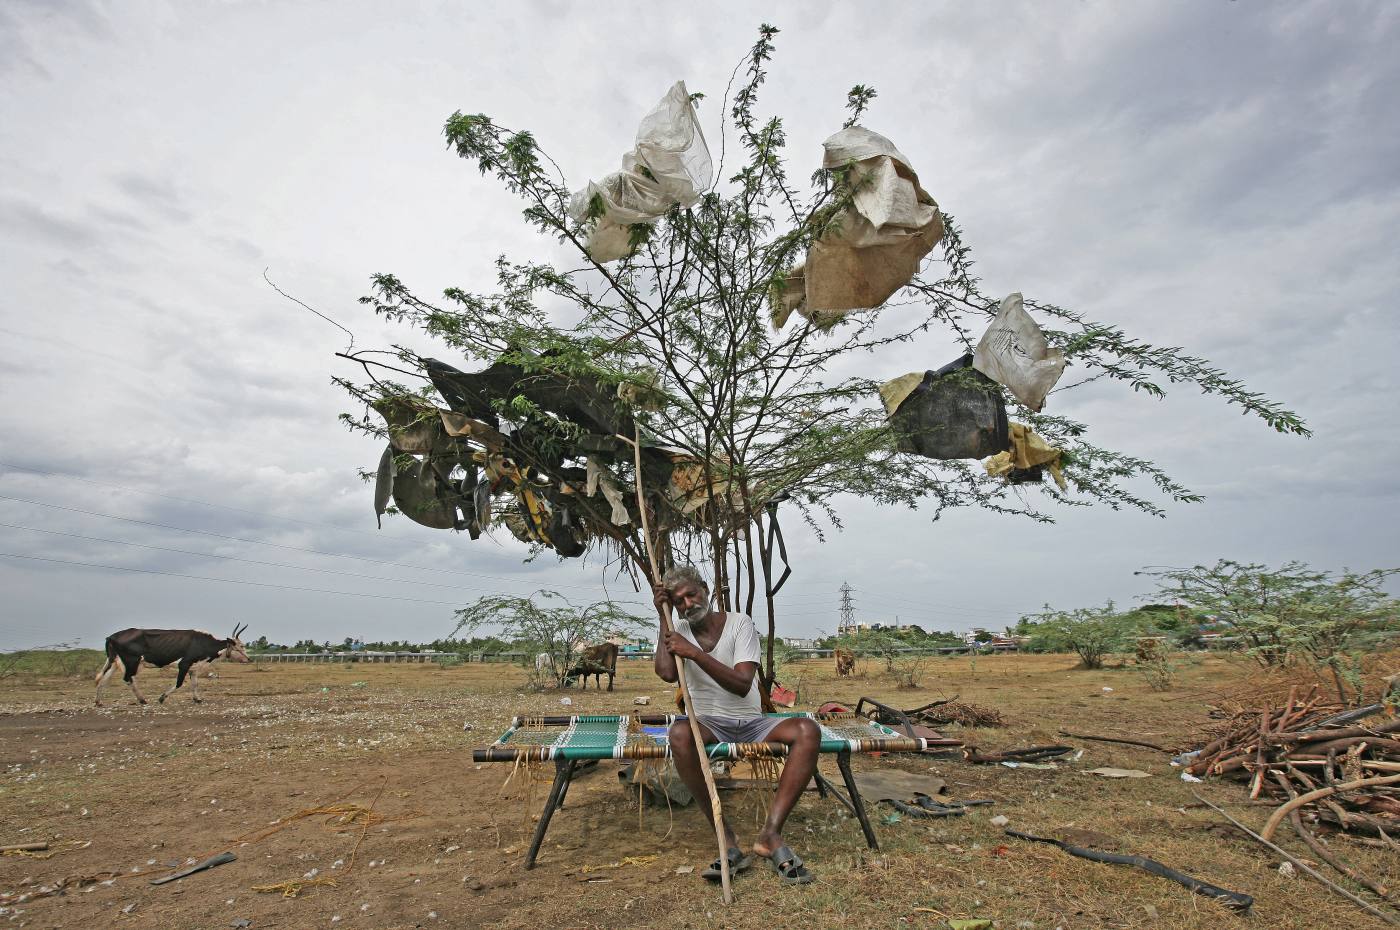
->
[1,653,1396,929]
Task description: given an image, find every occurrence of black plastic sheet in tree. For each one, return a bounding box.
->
[888,354,1011,460]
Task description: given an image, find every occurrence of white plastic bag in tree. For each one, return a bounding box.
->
[785,127,943,327]
[567,81,712,262]
[972,292,1066,412]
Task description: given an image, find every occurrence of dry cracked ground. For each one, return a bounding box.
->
[1,653,1397,930]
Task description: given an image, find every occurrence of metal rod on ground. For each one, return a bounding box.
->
[0,842,48,853]
[1057,730,1171,753]
[628,424,732,905]
[1191,792,1400,927]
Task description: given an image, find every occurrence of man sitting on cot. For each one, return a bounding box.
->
[653,564,819,885]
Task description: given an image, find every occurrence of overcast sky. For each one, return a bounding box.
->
[2,1,1397,650]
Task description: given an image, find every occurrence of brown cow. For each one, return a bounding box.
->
[566,643,619,691]
[834,648,855,677]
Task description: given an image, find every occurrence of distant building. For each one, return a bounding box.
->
[783,637,819,649]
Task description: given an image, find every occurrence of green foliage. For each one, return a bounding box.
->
[1016,602,1143,670]
[451,590,648,689]
[1141,560,1400,703]
[346,25,1304,542]
[339,25,1306,672]
[760,636,802,684]
[0,648,103,679]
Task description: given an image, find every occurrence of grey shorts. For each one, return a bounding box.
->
[697,714,784,744]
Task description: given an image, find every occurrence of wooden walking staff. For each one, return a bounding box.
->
[629,424,733,904]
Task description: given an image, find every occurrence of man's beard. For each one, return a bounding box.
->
[680,601,709,623]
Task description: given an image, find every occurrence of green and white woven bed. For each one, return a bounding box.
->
[472,712,957,763]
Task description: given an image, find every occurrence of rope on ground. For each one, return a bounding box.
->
[251,781,390,898]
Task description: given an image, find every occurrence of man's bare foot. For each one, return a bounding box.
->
[752,829,782,858]
[753,830,814,884]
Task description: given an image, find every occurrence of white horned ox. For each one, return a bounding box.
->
[95,624,251,706]
[565,642,619,691]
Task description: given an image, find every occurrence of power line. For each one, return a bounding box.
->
[0,493,616,594]
[853,588,1029,618]
[838,582,856,634]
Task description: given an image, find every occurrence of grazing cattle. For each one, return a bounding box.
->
[95,624,250,706]
[565,643,619,691]
[834,648,856,677]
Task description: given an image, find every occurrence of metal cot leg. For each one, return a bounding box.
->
[524,759,577,870]
[835,751,879,850]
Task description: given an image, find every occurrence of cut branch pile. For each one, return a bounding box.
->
[910,699,1006,729]
[1188,686,1400,835]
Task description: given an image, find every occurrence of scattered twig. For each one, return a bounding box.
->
[265,268,355,349]
[1058,730,1171,752]
[964,745,1072,764]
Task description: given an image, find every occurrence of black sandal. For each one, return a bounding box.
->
[765,844,814,885]
[701,846,752,881]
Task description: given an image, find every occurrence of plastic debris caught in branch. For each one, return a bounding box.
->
[972,292,1066,412]
[984,423,1067,491]
[567,81,712,262]
[775,127,944,329]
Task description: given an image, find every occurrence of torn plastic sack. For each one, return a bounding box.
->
[586,456,632,525]
[426,355,631,440]
[567,81,712,262]
[984,423,1067,491]
[372,396,441,455]
[439,409,508,450]
[545,503,587,558]
[971,292,1066,412]
[880,354,1010,460]
[616,368,667,411]
[779,127,944,328]
[373,445,394,529]
[392,457,467,530]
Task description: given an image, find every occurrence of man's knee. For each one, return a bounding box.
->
[669,722,696,755]
[792,718,820,746]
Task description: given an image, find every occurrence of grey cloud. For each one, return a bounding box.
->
[0,197,99,247]
[2,3,1396,648]
[112,172,192,224]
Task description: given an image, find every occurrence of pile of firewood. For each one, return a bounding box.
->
[1188,686,1400,836]
[913,699,1007,729]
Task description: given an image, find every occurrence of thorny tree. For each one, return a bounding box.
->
[1141,560,1399,703]
[451,591,647,690]
[336,26,1307,688]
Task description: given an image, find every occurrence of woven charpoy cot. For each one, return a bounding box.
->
[473,709,962,868]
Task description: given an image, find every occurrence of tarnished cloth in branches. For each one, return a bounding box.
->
[472,713,954,762]
[972,292,1066,412]
[774,127,944,329]
[370,393,481,532]
[567,81,713,262]
[984,422,1067,491]
[424,356,632,438]
[367,352,764,554]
